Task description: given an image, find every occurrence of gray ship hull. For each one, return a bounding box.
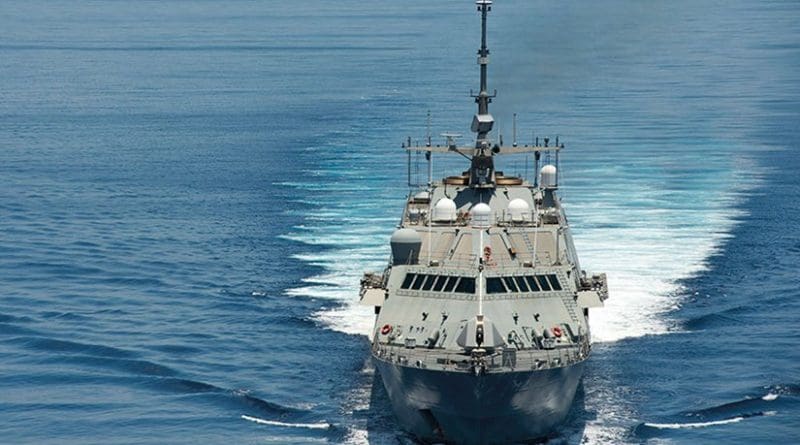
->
[373,356,584,444]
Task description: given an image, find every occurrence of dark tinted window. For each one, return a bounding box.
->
[455,277,475,294]
[410,274,426,290]
[433,276,447,292]
[514,276,530,292]
[503,277,519,292]
[401,273,415,289]
[536,275,551,291]
[443,277,458,292]
[547,274,562,291]
[525,275,540,292]
[486,277,505,294]
[421,274,435,291]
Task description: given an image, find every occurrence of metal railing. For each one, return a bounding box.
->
[417,251,557,271]
[372,336,591,373]
[404,210,543,228]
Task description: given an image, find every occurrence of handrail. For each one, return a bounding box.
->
[406,144,562,155]
[372,336,590,373]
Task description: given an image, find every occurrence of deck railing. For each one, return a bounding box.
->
[372,336,591,373]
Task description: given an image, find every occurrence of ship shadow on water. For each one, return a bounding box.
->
[363,371,419,444]
[361,373,588,445]
[550,382,589,445]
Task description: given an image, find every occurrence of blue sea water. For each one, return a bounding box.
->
[1,1,798,444]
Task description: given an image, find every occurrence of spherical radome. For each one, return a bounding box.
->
[540,164,557,188]
[433,198,457,222]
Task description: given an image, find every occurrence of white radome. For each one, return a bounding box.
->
[470,202,492,228]
[507,198,531,222]
[433,198,457,222]
[540,164,557,189]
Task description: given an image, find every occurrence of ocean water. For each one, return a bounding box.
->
[1,1,798,444]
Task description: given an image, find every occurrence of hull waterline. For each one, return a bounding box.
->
[373,356,584,444]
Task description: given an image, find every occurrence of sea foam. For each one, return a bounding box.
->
[286,147,761,344]
[241,415,331,430]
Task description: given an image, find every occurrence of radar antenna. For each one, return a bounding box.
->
[468,0,497,187]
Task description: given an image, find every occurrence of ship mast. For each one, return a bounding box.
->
[469,0,496,187]
[475,0,492,128]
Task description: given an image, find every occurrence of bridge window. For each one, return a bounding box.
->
[433,276,447,292]
[401,273,415,289]
[475,274,562,294]
[486,277,505,294]
[525,275,540,292]
[546,274,562,291]
[514,276,530,292]
[400,274,478,294]
[455,277,476,294]
[502,277,519,293]
[410,274,428,290]
[443,276,458,292]
[421,274,436,291]
[535,275,551,291]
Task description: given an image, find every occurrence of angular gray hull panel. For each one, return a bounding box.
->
[373,357,584,444]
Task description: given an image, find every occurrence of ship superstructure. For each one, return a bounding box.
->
[359,2,608,443]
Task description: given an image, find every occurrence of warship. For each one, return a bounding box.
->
[359,2,608,443]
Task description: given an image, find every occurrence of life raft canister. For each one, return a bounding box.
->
[552,326,563,338]
[380,324,392,335]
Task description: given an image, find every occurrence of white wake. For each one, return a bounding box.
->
[286,150,761,343]
[241,415,331,430]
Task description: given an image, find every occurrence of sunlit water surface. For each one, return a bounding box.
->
[1,1,798,444]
